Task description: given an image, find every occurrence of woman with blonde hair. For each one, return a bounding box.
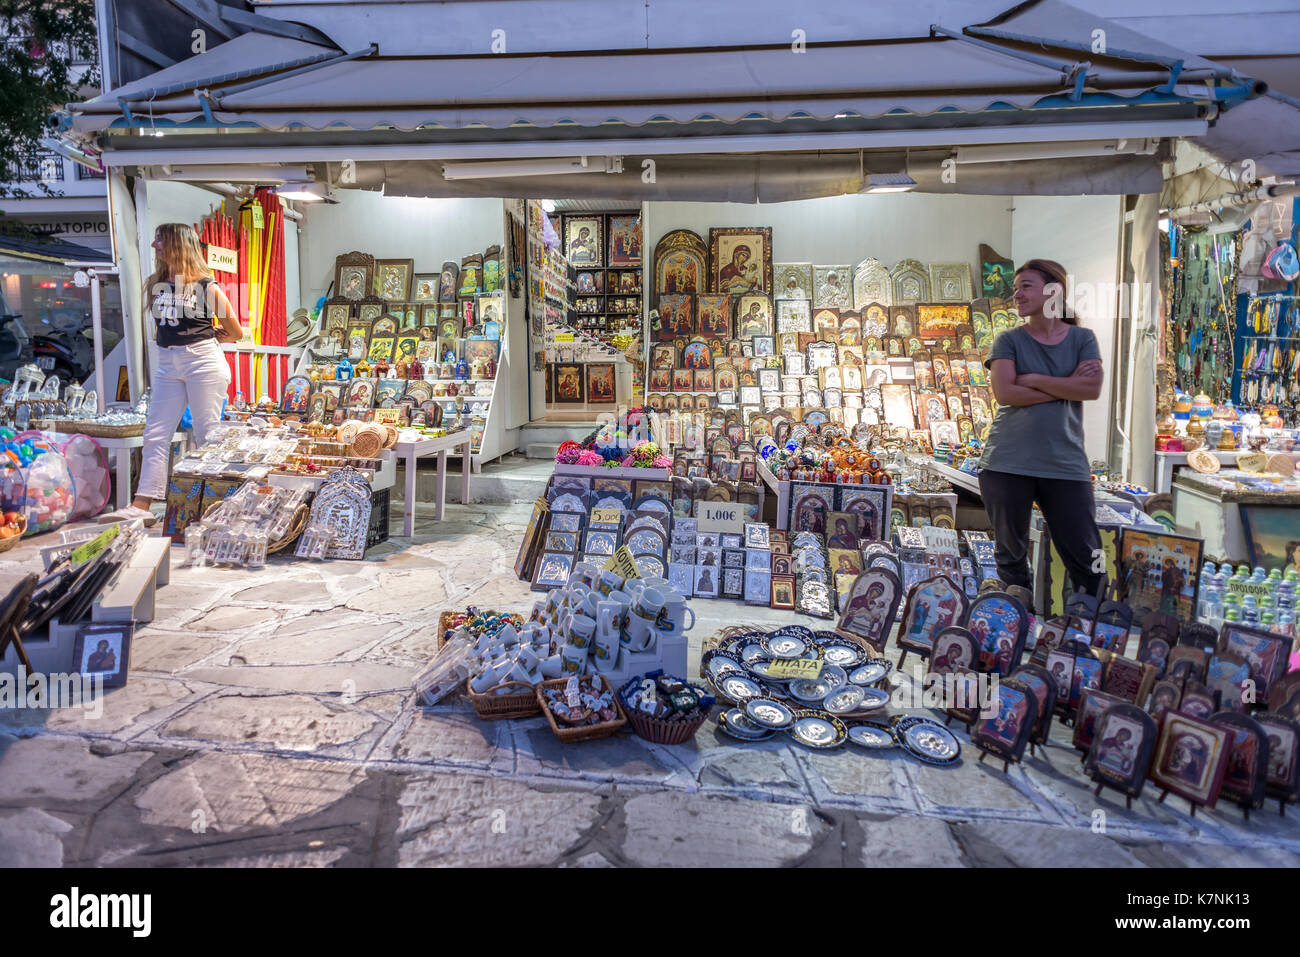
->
[101,223,243,525]
[978,258,1105,606]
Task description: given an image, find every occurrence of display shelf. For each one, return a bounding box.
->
[930,462,982,497]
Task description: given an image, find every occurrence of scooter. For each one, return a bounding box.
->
[0,313,33,384]
[30,312,95,386]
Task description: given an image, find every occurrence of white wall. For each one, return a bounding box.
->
[1010,194,1125,464]
[297,191,505,305]
[647,193,1014,282]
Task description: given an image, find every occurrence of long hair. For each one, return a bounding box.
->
[147,223,212,289]
[1014,258,1077,325]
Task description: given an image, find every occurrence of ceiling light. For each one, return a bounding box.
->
[540,199,556,212]
[860,172,917,193]
[441,156,623,180]
[275,182,335,202]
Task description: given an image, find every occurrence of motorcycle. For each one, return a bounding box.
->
[0,313,34,384]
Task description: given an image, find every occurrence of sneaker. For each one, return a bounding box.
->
[97,505,159,528]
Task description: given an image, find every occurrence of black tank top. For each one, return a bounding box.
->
[152,278,217,348]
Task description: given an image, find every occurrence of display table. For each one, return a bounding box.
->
[1153,449,1251,494]
[1173,468,1300,565]
[930,462,982,497]
[395,430,473,535]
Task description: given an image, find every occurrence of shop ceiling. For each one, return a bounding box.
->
[68,0,1298,199]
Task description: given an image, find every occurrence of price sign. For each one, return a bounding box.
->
[250,203,264,230]
[555,332,575,344]
[590,507,623,527]
[205,244,237,273]
[765,658,823,680]
[602,545,643,581]
[69,524,119,566]
[694,501,744,533]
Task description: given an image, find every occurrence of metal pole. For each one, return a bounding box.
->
[89,271,106,411]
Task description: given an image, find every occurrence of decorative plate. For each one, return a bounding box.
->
[705,652,744,680]
[820,641,868,669]
[847,722,898,750]
[739,641,768,664]
[592,494,631,511]
[823,684,866,714]
[634,555,667,578]
[897,719,962,766]
[849,659,893,686]
[718,707,776,741]
[788,675,836,703]
[745,696,796,730]
[763,633,810,659]
[631,496,672,516]
[744,655,782,680]
[818,664,848,691]
[713,673,763,703]
[841,686,891,714]
[788,710,848,749]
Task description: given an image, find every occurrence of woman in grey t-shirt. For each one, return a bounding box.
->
[978,259,1104,606]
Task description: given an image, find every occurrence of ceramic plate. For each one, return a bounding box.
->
[763,633,810,659]
[898,720,962,766]
[818,664,848,691]
[635,555,666,578]
[705,652,744,680]
[847,722,898,750]
[848,659,893,686]
[820,641,868,670]
[739,641,768,664]
[788,675,835,703]
[745,696,796,730]
[788,710,848,750]
[823,684,866,714]
[714,673,763,703]
[718,707,775,741]
[842,686,891,713]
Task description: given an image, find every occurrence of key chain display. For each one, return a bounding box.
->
[1171,228,1240,403]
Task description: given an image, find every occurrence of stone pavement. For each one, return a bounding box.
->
[2,501,1299,867]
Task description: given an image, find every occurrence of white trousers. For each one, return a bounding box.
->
[137,339,231,500]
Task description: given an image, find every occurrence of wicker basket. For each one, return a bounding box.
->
[536,675,627,743]
[200,498,311,553]
[624,702,712,745]
[0,515,27,553]
[468,680,542,720]
[65,421,146,439]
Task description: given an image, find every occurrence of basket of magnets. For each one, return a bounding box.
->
[437,609,525,649]
[619,672,714,745]
[0,512,26,554]
[536,674,627,743]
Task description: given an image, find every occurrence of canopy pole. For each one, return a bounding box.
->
[108,168,146,401]
[90,270,106,411]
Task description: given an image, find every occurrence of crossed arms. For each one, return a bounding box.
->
[989,358,1104,407]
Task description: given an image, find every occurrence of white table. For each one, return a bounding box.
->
[1153,449,1250,495]
[395,431,473,535]
[81,432,185,509]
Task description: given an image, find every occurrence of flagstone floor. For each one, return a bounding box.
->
[2,501,1299,868]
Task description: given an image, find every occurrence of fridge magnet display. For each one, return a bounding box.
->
[1084,703,1158,805]
[710,226,773,295]
[1150,711,1232,814]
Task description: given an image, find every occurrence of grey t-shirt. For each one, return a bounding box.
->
[979,324,1101,482]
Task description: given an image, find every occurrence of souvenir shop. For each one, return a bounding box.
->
[6,0,1294,807]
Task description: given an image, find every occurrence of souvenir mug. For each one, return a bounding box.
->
[596,600,622,644]
[569,613,597,650]
[593,628,621,672]
[598,569,624,596]
[574,563,601,589]
[656,592,696,635]
[515,644,540,673]
[577,591,600,621]
[540,655,565,678]
[560,642,588,675]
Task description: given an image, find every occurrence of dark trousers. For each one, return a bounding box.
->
[978,469,1104,606]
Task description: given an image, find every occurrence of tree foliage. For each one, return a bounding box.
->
[0,1,97,200]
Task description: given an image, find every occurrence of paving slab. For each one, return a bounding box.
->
[157,693,379,752]
[0,734,153,808]
[234,614,398,666]
[345,571,449,615]
[952,819,1147,867]
[520,728,674,782]
[0,807,75,867]
[806,750,902,800]
[234,575,335,606]
[396,773,604,867]
[621,791,825,867]
[183,662,419,696]
[190,605,284,633]
[130,631,231,673]
[388,711,499,767]
[857,813,967,867]
[698,748,804,792]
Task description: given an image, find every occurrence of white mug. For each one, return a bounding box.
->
[569,613,597,649]
[540,655,565,678]
[598,569,624,596]
[574,562,601,589]
[560,642,588,675]
[597,600,622,642]
[622,613,655,653]
[632,587,666,623]
[606,590,632,628]
[516,645,540,672]
[470,669,501,694]
[593,635,621,673]
[656,593,696,634]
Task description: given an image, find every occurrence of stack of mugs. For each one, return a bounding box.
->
[466,620,556,693]
[530,562,694,682]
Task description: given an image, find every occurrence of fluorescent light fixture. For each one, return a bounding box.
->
[860,172,917,193]
[441,156,623,180]
[540,199,556,212]
[954,138,1160,165]
[275,182,334,202]
[155,164,313,184]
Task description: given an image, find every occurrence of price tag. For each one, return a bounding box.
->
[205,244,237,273]
[590,507,622,526]
[250,203,264,230]
[602,545,642,581]
[69,524,119,566]
[555,332,574,344]
[765,658,823,680]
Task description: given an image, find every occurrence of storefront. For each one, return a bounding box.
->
[3,0,1295,824]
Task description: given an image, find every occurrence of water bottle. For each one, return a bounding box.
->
[1251,566,1267,585]
[1278,609,1296,641]
[1224,605,1242,623]
[1241,595,1258,625]
[1260,610,1276,630]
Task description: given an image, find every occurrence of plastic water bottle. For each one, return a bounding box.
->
[1278,609,1296,641]
[1241,595,1259,625]
[1224,604,1242,623]
[1251,566,1267,585]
